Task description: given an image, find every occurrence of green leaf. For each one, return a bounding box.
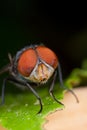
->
[0,84,64,130]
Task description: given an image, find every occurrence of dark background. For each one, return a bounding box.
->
[0,1,87,77]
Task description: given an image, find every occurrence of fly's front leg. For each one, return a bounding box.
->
[0,77,9,105]
[58,62,79,103]
[49,71,64,106]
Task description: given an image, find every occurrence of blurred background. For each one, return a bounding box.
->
[0,1,87,77]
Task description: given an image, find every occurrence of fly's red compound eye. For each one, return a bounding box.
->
[17,48,37,77]
[36,46,58,69]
